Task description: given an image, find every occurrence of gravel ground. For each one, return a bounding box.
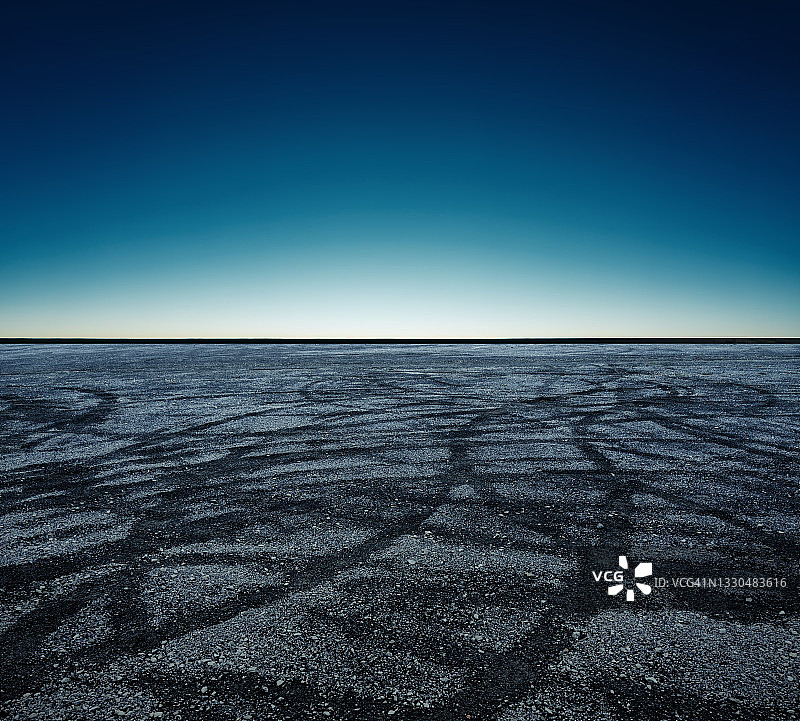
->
[0,343,798,720]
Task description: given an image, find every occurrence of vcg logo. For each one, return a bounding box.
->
[593,555,653,602]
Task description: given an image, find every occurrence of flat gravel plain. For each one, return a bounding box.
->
[0,343,798,721]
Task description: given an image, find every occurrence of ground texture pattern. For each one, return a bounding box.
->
[0,344,798,720]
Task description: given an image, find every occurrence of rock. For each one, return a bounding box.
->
[449,485,477,501]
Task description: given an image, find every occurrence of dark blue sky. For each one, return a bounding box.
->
[2,1,799,336]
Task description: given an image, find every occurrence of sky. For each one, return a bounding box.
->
[2,0,799,338]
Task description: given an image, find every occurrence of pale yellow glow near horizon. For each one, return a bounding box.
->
[3,229,798,338]
[2,291,795,338]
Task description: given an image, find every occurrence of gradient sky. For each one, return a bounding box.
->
[2,0,799,337]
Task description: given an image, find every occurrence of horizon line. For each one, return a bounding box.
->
[2,337,799,345]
